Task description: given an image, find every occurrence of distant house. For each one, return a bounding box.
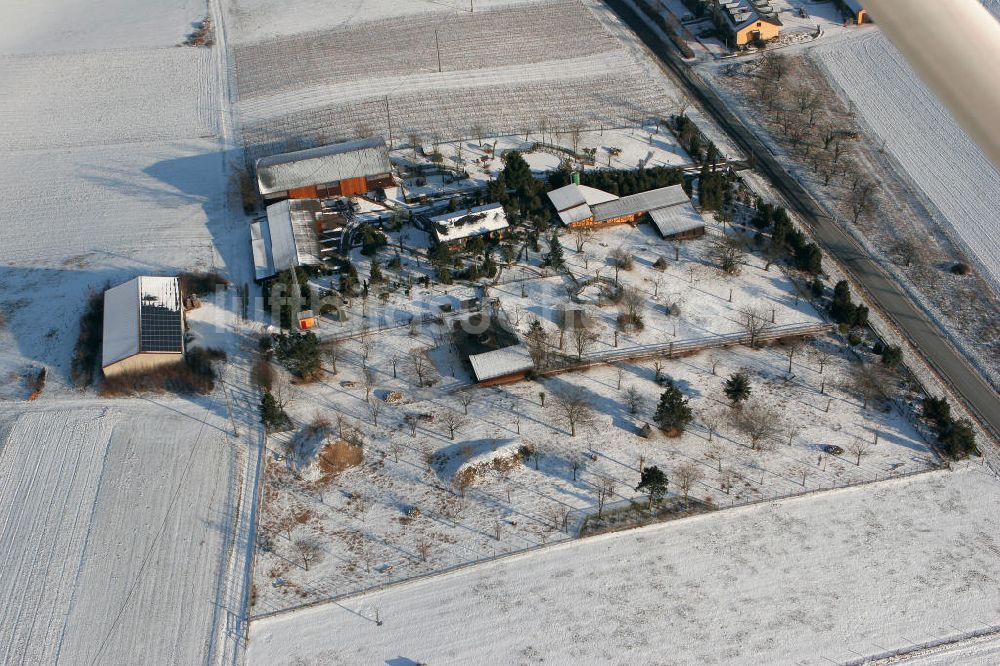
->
[255,137,394,202]
[840,0,869,25]
[250,199,324,281]
[717,0,782,46]
[102,276,184,377]
[547,183,706,240]
[430,203,510,249]
[468,345,533,386]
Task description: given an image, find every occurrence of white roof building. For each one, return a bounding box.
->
[547,184,619,212]
[547,182,704,237]
[255,137,392,198]
[102,276,184,377]
[430,203,509,244]
[251,199,323,281]
[468,345,533,383]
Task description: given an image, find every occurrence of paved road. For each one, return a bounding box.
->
[604,0,1000,443]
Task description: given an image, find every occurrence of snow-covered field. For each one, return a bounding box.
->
[0,8,233,384]
[229,0,685,163]
[815,32,1000,294]
[248,466,1000,665]
[0,400,242,665]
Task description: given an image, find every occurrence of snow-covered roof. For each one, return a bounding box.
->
[468,345,533,382]
[430,203,509,243]
[102,276,183,367]
[252,200,323,280]
[255,137,391,196]
[558,203,595,226]
[648,200,706,238]
[721,0,782,31]
[546,184,618,212]
[591,184,690,222]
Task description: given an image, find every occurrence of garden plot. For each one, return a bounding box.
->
[0,400,242,665]
[815,32,1000,294]
[231,0,684,164]
[489,221,823,356]
[252,297,934,614]
[232,1,617,101]
[247,466,1000,666]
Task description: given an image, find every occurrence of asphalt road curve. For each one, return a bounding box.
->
[603,0,1000,442]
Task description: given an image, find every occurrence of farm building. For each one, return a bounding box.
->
[102,276,184,378]
[548,183,705,239]
[468,345,533,386]
[430,203,510,249]
[250,199,324,281]
[718,0,782,46]
[255,137,394,202]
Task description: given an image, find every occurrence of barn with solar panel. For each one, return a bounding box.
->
[102,276,185,377]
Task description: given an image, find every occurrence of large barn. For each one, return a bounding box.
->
[255,137,394,202]
[547,183,706,240]
[102,276,184,377]
[251,199,324,281]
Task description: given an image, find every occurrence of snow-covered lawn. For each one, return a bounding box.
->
[248,466,1000,665]
[815,31,1000,294]
[0,400,242,665]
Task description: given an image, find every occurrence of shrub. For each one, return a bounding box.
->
[178,271,228,297]
[251,356,275,390]
[71,289,105,387]
[880,345,903,368]
[950,262,971,275]
[847,332,863,346]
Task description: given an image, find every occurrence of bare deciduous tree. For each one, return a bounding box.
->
[553,386,594,436]
[572,227,593,253]
[415,539,431,562]
[617,285,645,332]
[293,533,322,571]
[719,467,737,494]
[783,337,806,373]
[570,323,599,360]
[847,436,871,466]
[705,442,725,471]
[368,398,382,426]
[675,462,703,503]
[730,399,783,450]
[738,303,774,348]
[847,361,892,409]
[596,475,616,517]
[440,410,467,440]
[410,351,433,386]
[850,176,877,224]
[322,337,342,374]
[458,392,474,415]
[362,367,375,402]
[709,236,746,274]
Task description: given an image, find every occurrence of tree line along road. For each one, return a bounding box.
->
[602,0,1000,444]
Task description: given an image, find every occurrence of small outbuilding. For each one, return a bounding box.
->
[102,276,184,377]
[468,345,533,386]
[255,137,394,202]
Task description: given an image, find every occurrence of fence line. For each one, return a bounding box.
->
[250,458,943,623]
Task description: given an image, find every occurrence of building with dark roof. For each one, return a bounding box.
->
[255,137,394,202]
[102,276,184,377]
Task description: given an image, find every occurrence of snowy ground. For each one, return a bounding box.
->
[0,5,237,388]
[814,31,1000,295]
[247,465,1000,665]
[0,400,242,665]
[251,215,936,614]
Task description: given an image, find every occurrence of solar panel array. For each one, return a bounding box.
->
[139,295,183,353]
